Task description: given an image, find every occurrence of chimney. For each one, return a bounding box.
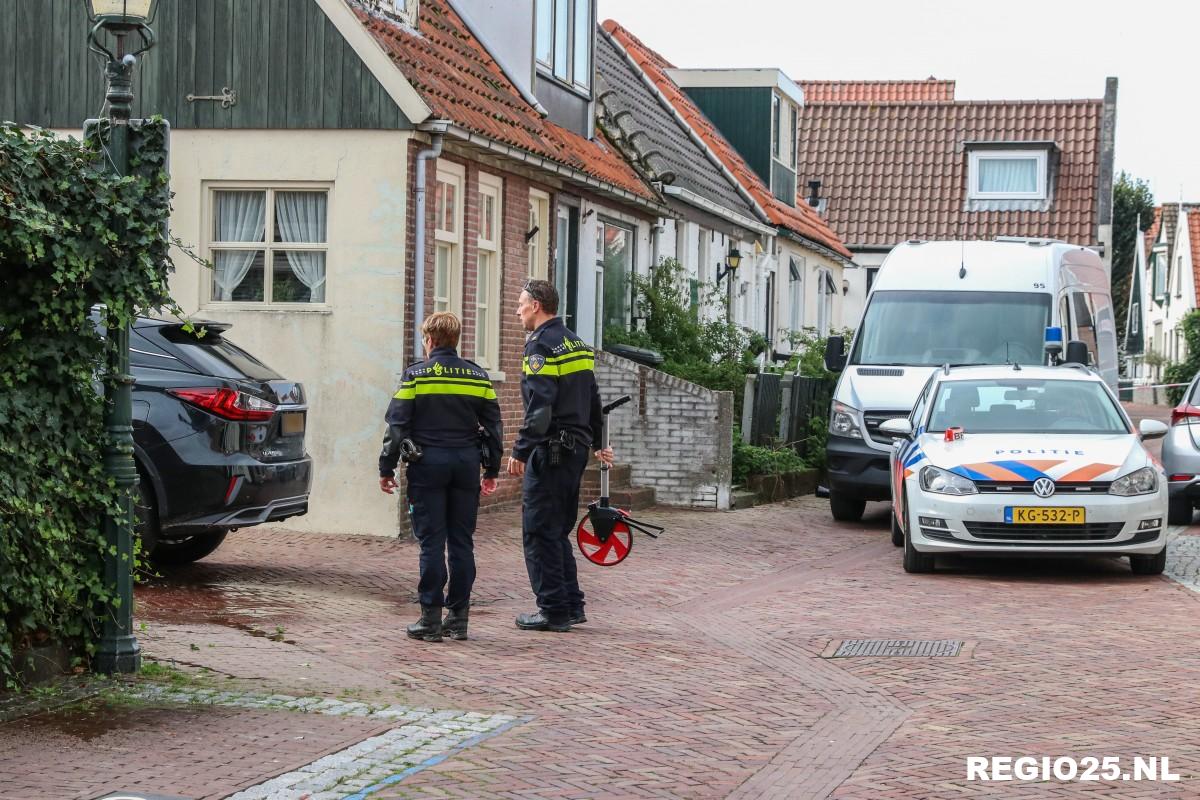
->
[807,180,822,209]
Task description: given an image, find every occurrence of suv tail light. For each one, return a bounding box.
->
[168,387,277,421]
[1171,404,1200,426]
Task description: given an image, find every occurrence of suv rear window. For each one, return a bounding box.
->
[158,328,280,381]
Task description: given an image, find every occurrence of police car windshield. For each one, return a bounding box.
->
[927,379,1129,435]
[850,291,1051,367]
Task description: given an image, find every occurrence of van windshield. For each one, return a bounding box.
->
[850,291,1052,367]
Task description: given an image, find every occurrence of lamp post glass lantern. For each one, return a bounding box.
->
[716,247,742,284]
[87,0,160,676]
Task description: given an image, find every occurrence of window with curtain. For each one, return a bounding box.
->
[528,191,549,280]
[536,0,591,92]
[475,174,502,369]
[210,187,328,305]
[788,257,803,331]
[968,150,1047,199]
[434,162,464,315]
[599,220,633,334]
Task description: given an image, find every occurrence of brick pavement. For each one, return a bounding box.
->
[7,482,1200,798]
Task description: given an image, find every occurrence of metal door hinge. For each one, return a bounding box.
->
[186,87,237,108]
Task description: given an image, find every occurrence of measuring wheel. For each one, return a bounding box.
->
[576,513,634,566]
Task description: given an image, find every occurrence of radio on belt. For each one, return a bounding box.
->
[945,426,964,442]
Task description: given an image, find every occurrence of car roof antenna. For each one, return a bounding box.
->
[958,241,967,279]
[1006,342,1021,370]
[942,362,951,376]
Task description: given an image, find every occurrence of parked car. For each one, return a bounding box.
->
[1162,376,1200,525]
[882,364,1168,575]
[101,314,313,564]
[822,239,1118,522]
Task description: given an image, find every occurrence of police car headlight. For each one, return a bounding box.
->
[830,402,863,439]
[1109,466,1158,497]
[919,465,978,496]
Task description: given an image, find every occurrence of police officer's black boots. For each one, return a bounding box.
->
[515,610,571,632]
[442,605,469,641]
[407,605,443,642]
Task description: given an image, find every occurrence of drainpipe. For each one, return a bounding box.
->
[413,123,448,361]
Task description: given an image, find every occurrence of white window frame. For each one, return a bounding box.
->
[475,173,503,370]
[968,149,1047,200]
[433,160,465,317]
[528,189,550,281]
[788,256,804,332]
[203,182,332,309]
[816,267,834,336]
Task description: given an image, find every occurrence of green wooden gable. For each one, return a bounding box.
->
[0,0,411,130]
[681,86,772,188]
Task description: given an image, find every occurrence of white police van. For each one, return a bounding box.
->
[822,240,1117,522]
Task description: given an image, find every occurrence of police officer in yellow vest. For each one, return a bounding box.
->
[380,312,502,642]
[507,280,613,632]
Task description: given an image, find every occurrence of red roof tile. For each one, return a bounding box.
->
[602,20,852,260]
[1145,206,1162,261]
[800,79,956,104]
[798,99,1104,247]
[352,0,656,202]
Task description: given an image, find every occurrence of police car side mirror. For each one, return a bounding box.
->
[878,418,913,438]
[1139,419,1168,441]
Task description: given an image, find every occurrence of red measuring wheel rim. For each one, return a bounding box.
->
[576,517,633,566]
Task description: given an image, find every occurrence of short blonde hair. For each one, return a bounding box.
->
[422,312,461,349]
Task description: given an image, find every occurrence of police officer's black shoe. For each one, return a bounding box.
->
[407,605,443,642]
[569,609,587,625]
[443,605,469,641]
[515,610,571,632]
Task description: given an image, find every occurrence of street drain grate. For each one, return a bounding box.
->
[832,639,962,658]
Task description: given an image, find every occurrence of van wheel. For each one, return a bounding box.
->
[1129,547,1167,576]
[1167,495,1193,526]
[903,530,935,574]
[829,491,866,522]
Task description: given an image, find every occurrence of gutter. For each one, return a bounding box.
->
[439,123,668,217]
[445,0,550,118]
[413,121,449,361]
[778,227,856,267]
[661,185,774,237]
[600,27,772,229]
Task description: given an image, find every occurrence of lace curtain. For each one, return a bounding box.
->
[212,191,265,300]
[275,192,328,302]
[977,158,1038,193]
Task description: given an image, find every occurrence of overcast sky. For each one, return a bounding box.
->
[598,0,1192,207]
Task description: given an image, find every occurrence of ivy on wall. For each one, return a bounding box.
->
[0,119,174,686]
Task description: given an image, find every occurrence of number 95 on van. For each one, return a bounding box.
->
[967,756,1179,782]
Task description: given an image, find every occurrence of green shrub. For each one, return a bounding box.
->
[1162,311,1200,405]
[732,430,807,485]
[0,121,176,686]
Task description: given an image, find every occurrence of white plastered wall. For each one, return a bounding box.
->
[168,129,414,536]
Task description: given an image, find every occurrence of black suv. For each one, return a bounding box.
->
[126,317,313,564]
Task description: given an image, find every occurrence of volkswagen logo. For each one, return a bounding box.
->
[1033,477,1056,498]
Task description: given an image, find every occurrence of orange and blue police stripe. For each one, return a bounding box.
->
[948,460,1119,483]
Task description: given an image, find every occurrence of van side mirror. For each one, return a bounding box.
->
[1063,340,1089,365]
[824,335,846,372]
[1139,419,1168,441]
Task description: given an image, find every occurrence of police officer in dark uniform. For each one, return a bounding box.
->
[380,312,502,643]
[507,280,613,633]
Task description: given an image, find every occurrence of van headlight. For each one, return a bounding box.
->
[829,402,863,439]
[919,465,978,495]
[1109,467,1158,497]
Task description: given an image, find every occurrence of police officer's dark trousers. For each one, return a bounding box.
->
[522,443,588,619]
[407,445,481,610]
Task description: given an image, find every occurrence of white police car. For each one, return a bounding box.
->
[882,363,1169,574]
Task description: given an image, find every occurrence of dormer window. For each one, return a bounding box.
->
[967,148,1048,200]
[535,0,592,93]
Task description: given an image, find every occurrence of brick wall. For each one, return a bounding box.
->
[595,352,733,509]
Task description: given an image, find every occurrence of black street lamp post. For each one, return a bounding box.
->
[715,247,742,317]
[86,0,159,675]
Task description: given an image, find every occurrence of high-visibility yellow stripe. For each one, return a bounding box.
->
[523,356,594,377]
[545,350,594,363]
[394,383,496,400]
[409,375,492,386]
